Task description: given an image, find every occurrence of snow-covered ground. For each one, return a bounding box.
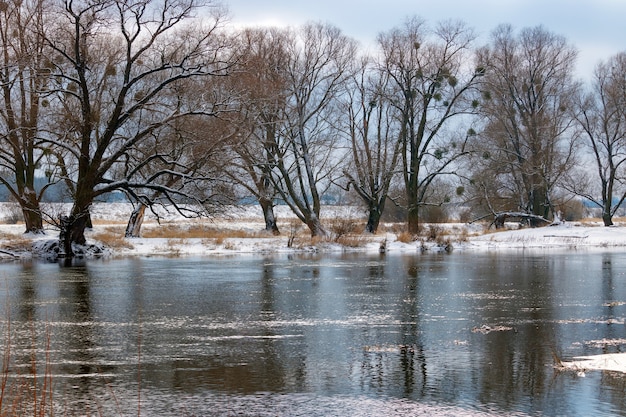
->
[467,220,626,249]
[2,202,626,257]
[2,202,626,374]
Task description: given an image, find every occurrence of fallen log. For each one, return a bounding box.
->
[0,249,18,258]
[491,212,551,229]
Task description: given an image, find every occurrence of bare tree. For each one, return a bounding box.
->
[378,17,483,234]
[475,25,579,222]
[123,109,237,237]
[225,27,291,235]
[341,56,402,233]
[263,23,357,237]
[569,52,626,226]
[0,0,51,233]
[44,0,233,257]
[118,69,239,237]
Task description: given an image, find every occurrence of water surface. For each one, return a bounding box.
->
[1,251,625,416]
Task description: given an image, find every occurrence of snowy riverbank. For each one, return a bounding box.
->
[1,203,626,258]
[88,220,626,257]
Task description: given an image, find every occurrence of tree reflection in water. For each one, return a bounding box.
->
[0,252,623,416]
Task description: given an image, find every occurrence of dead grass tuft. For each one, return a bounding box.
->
[383,223,406,235]
[456,227,469,242]
[335,235,367,247]
[90,219,128,225]
[92,229,134,249]
[396,231,416,243]
[329,218,360,239]
[424,224,447,241]
[167,238,189,246]
[222,240,239,250]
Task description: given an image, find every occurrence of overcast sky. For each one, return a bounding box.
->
[224,0,626,80]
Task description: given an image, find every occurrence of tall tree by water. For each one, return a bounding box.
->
[45,0,233,256]
[341,56,402,233]
[475,25,579,221]
[225,27,292,235]
[378,17,483,234]
[569,52,626,226]
[0,0,51,233]
[262,22,357,237]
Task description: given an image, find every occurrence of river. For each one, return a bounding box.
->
[0,251,625,416]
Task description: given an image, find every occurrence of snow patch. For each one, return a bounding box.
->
[560,353,626,374]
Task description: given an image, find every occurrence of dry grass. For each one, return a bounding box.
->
[0,236,33,253]
[326,217,368,247]
[306,236,323,247]
[576,217,601,225]
[328,218,360,238]
[141,224,259,239]
[396,231,416,243]
[575,217,626,226]
[92,229,135,249]
[161,238,186,256]
[382,223,406,235]
[222,240,239,250]
[456,227,470,242]
[335,235,367,248]
[90,219,128,225]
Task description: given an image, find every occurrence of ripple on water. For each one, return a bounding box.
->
[134,392,534,417]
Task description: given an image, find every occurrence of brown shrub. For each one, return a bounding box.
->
[425,224,447,241]
[397,231,415,243]
[458,207,473,223]
[329,218,359,240]
[558,199,586,221]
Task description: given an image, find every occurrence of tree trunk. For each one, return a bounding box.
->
[259,198,280,235]
[22,205,44,234]
[602,210,614,227]
[125,204,147,237]
[365,207,382,234]
[530,184,550,219]
[68,212,89,246]
[58,215,73,258]
[58,205,91,259]
[305,214,326,238]
[21,189,44,234]
[407,206,420,235]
